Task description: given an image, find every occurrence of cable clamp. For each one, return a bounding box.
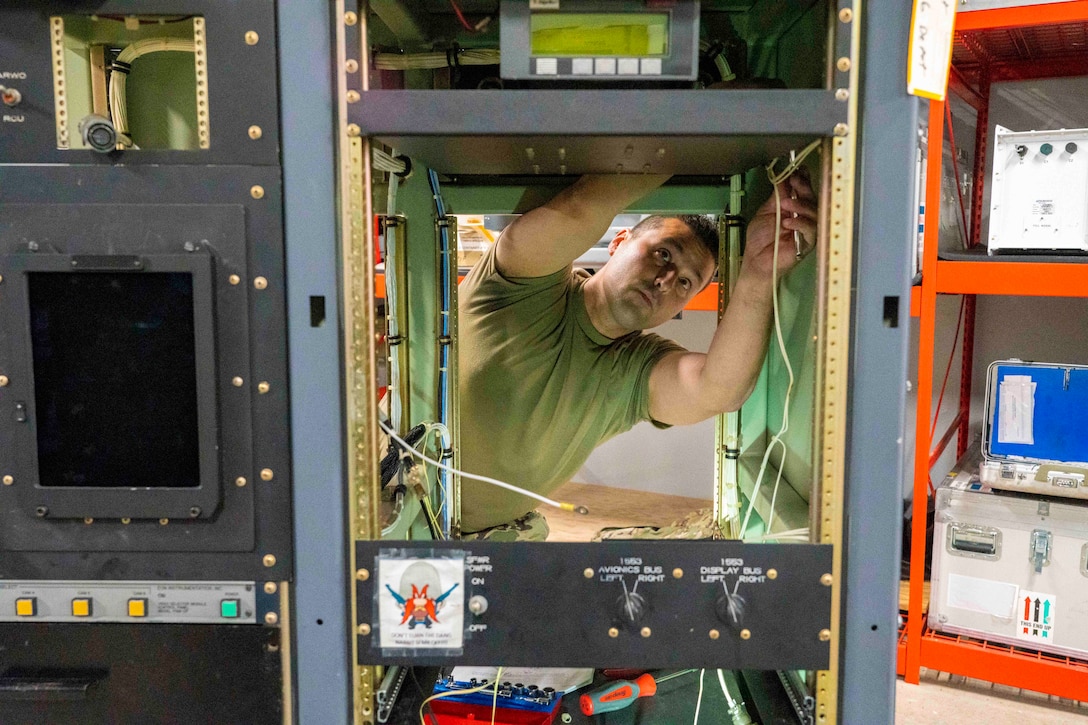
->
[446,46,461,69]
[110,60,132,75]
[435,218,452,228]
[440,448,454,461]
[387,334,404,345]
[723,214,745,228]
[438,335,452,345]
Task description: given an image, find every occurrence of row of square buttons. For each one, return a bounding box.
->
[535,57,663,76]
[12,598,240,618]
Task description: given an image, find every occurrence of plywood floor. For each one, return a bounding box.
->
[543,482,1088,722]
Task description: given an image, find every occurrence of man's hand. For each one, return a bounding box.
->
[740,171,818,281]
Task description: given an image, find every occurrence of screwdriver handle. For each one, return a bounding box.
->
[580,673,657,715]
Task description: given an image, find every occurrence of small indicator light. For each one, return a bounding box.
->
[128,598,147,618]
[221,599,240,618]
[1040,143,1054,156]
[72,598,92,617]
[15,598,36,617]
[1066,142,1078,155]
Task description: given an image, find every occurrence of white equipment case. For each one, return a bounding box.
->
[978,360,1088,500]
[988,125,1088,254]
[930,465,1088,660]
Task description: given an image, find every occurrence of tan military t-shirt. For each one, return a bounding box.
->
[458,244,684,532]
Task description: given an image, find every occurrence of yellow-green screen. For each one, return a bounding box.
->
[530,13,668,57]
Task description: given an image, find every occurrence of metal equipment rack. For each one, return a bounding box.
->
[902,0,1088,700]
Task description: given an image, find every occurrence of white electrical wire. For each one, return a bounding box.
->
[374,48,499,70]
[738,140,821,540]
[384,168,403,431]
[374,147,408,175]
[107,37,196,147]
[717,669,738,709]
[379,420,588,515]
[692,668,706,725]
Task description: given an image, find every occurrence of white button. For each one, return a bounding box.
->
[572,58,593,75]
[618,58,640,75]
[535,58,558,75]
[641,58,663,75]
[594,58,617,75]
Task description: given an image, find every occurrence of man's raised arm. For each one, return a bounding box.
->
[495,173,670,278]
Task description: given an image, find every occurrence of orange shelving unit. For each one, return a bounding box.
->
[903,1,1088,699]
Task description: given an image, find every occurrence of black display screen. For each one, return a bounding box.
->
[28,272,201,488]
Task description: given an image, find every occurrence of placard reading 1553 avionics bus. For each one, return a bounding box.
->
[500,1,700,81]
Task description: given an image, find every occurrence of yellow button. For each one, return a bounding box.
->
[15,598,36,617]
[128,598,147,618]
[72,598,91,617]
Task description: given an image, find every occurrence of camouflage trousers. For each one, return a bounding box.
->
[460,510,549,542]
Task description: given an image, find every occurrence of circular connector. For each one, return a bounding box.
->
[78,114,118,153]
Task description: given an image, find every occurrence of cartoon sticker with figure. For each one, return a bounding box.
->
[378,556,465,650]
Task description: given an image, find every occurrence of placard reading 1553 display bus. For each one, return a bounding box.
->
[500,1,700,81]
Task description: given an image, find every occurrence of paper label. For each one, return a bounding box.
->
[1017,590,1056,642]
[998,374,1036,445]
[946,573,1018,619]
[378,557,465,650]
[907,0,958,101]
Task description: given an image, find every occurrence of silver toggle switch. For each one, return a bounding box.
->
[468,595,488,615]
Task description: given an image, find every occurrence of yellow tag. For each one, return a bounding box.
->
[907,0,958,101]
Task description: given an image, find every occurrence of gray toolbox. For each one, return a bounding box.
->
[930,454,1088,659]
[979,360,1088,500]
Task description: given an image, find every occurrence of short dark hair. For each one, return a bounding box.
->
[629,214,720,263]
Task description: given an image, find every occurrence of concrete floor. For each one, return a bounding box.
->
[897,668,1088,723]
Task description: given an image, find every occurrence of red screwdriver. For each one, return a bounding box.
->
[580,669,696,716]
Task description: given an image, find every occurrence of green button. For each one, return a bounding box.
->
[221,599,239,618]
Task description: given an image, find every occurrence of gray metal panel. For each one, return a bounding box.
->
[353,89,845,136]
[278,0,351,722]
[842,1,918,720]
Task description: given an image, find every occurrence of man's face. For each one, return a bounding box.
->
[600,218,717,332]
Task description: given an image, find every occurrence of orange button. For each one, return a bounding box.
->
[128,598,147,618]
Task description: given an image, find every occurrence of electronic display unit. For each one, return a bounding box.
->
[0,252,221,522]
[500,1,700,81]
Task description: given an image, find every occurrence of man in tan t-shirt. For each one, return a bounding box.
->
[458,173,816,538]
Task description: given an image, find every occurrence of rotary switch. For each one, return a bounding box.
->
[715,591,747,631]
[615,591,648,629]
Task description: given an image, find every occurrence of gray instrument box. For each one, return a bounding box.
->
[930,464,1088,659]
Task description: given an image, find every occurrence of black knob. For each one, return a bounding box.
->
[715,592,747,630]
[78,114,117,153]
[1016,145,1028,158]
[1067,142,1079,155]
[614,591,648,627]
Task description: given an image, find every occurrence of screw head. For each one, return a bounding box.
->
[583,568,595,579]
[346,59,359,74]
[767,568,778,580]
[260,468,274,481]
[640,627,652,638]
[347,90,360,103]
[121,517,131,524]
[356,568,370,581]
[0,375,8,386]
[263,554,277,567]
[834,123,850,137]
[347,123,361,138]
[344,11,358,25]
[250,185,265,200]
[232,376,244,387]
[821,573,833,586]
[265,612,279,625]
[258,382,270,394]
[836,57,851,73]
[672,568,684,579]
[236,476,248,487]
[709,629,720,640]
[248,125,263,140]
[189,507,201,518]
[245,30,259,45]
[839,7,853,23]
[229,274,241,286]
[264,582,278,594]
[608,627,619,638]
[835,88,849,101]
[358,623,371,635]
[84,517,94,525]
[254,277,268,290]
[740,629,752,640]
[35,506,47,517]
[159,518,169,525]
[2,475,13,486]
[819,629,832,642]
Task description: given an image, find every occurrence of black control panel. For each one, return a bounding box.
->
[356,540,833,669]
